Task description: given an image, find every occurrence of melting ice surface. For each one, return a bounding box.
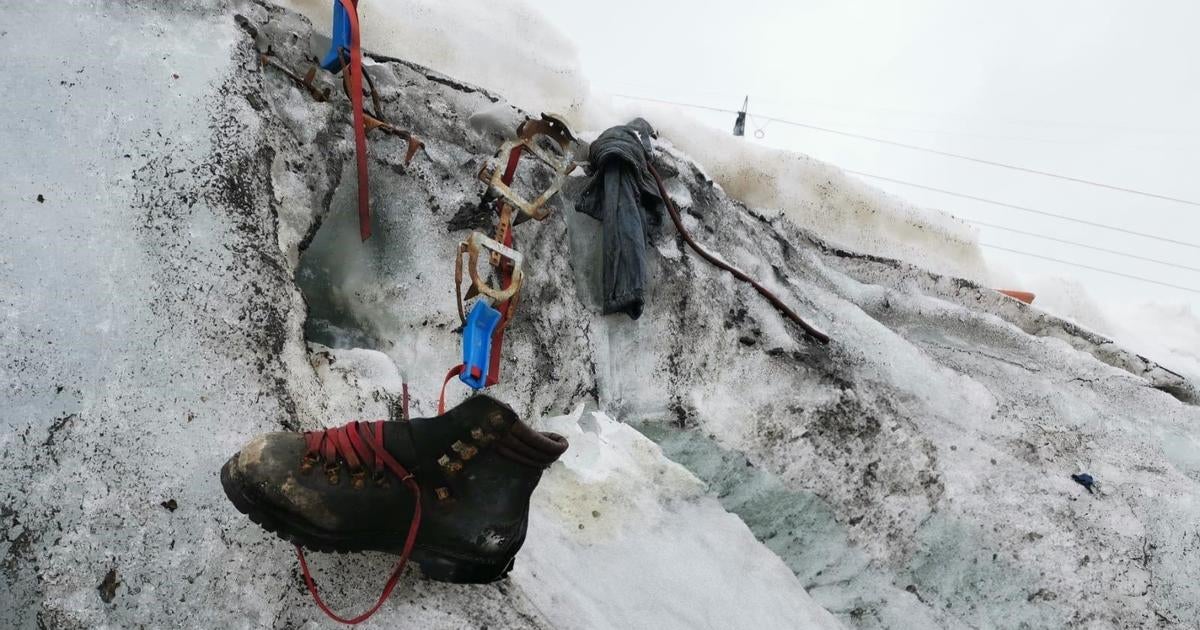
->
[517,406,844,629]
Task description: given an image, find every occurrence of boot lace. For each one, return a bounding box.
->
[297,420,422,625]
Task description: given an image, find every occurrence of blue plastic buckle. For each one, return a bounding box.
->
[461,301,501,390]
[319,1,353,72]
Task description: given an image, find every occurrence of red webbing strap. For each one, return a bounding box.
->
[296,420,422,625]
[484,145,525,387]
[438,364,465,415]
[336,0,371,241]
[500,144,524,184]
[485,227,515,387]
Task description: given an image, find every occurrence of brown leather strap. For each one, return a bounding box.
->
[647,163,831,344]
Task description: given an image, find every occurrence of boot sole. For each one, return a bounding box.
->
[220,455,515,584]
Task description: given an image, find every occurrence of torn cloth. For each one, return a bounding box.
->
[576,118,662,319]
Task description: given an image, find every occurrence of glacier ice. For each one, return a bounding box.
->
[2,2,1199,630]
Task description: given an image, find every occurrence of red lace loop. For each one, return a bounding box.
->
[304,421,388,474]
[438,364,465,415]
[298,420,422,625]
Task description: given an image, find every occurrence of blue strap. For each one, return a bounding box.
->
[320,0,354,72]
[460,301,502,390]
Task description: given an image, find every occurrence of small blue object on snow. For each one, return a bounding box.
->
[319,1,353,72]
[460,301,501,390]
[1071,473,1096,494]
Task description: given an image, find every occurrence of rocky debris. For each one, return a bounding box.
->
[97,569,120,604]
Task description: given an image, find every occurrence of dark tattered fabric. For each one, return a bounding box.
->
[576,118,663,319]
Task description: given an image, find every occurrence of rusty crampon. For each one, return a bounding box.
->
[464,112,579,302]
[477,113,578,224]
[335,48,423,164]
[258,49,424,169]
[443,114,578,394]
[454,231,525,324]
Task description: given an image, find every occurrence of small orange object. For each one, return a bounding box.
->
[997,289,1036,304]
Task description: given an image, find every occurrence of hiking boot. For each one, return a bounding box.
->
[220,394,568,583]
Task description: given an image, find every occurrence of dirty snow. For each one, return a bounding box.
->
[3,2,1200,630]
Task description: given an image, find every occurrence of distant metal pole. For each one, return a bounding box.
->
[732,95,748,136]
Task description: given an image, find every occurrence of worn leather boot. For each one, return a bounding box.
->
[220,394,568,583]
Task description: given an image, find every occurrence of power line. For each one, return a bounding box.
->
[846,170,1200,251]
[613,93,1200,207]
[614,94,732,115]
[611,94,1200,294]
[982,244,1200,295]
[616,88,1199,137]
[767,121,1198,206]
[616,91,1200,250]
[967,219,1200,274]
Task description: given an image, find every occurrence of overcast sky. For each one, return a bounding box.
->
[532,0,1199,312]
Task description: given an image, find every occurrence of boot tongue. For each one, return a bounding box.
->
[381,418,423,472]
[497,421,569,468]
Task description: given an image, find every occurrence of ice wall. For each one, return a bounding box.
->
[277,0,991,283]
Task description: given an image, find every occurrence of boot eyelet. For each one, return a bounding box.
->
[488,411,505,427]
[351,470,366,490]
[324,463,340,485]
[451,441,478,460]
[435,487,452,501]
[298,454,319,474]
[373,471,388,487]
[439,454,464,474]
[440,457,464,475]
[472,428,496,445]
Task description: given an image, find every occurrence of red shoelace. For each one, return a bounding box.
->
[297,420,422,625]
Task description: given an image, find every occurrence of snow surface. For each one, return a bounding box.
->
[279,0,588,117]
[3,2,1200,629]
[1023,278,1200,385]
